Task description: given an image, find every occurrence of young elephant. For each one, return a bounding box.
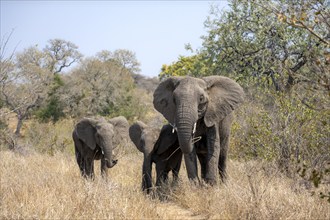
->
[73,116,129,179]
[129,121,182,193]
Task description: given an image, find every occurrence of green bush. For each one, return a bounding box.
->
[36,75,65,123]
[231,87,329,174]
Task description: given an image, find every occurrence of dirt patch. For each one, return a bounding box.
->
[156,202,208,220]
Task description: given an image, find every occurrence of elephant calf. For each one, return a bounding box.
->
[129,121,182,193]
[73,116,129,179]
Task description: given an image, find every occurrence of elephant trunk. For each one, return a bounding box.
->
[102,142,117,168]
[176,103,197,154]
[176,102,199,180]
[177,123,193,154]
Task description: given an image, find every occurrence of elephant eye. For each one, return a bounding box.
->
[199,94,205,103]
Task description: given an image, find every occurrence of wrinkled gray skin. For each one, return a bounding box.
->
[73,116,129,179]
[153,76,244,185]
[129,121,182,193]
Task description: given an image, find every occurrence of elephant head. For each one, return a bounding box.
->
[129,121,179,157]
[75,118,118,168]
[153,76,244,154]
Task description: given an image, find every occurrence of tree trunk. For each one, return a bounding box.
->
[15,114,24,137]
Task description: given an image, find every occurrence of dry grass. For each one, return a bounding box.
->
[1,149,328,219]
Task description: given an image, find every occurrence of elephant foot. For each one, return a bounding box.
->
[205,178,217,186]
[83,175,95,181]
[219,171,227,183]
[144,188,152,195]
[188,177,200,186]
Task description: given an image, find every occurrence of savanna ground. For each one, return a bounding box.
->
[1,1,329,218]
[0,118,329,219]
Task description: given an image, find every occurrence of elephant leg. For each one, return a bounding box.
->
[142,155,153,193]
[197,151,207,181]
[75,149,85,176]
[171,157,182,186]
[101,158,108,179]
[84,157,95,180]
[195,139,208,181]
[156,162,169,187]
[80,158,87,177]
[205,126,220,186]
[218,115,233,182]
[73,136,85,177]
[218,139,228,181]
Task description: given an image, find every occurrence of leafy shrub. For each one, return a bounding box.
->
[231,87,329,174]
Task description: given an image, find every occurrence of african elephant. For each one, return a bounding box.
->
[153,76,244,185]
[72,116,129,179]
[129,121,182,193]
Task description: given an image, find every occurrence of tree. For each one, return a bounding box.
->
[44,39,82,75]
[96,49,141,75]
[201,0,329,108]
[159,54,209,79]
[61,52,147,120]
[0,39,81,135]
[1,46,51,135]
[0,30,16,86]
[36,39,82,122]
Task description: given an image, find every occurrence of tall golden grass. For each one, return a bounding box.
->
[1,149,328,219]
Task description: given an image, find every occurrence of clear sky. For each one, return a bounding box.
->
[1,1,228,77]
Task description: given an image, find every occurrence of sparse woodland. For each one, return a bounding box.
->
[0,0,329,219]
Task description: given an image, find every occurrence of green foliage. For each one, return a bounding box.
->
[159,54,209,79]
[36,96,64,123]
[0,98,4,109]
[231,86,329,201]
[36,74,65,123]
[232,103,277,161]
[232,87,329,165]
[100,88,149,122]
[201,0,329,106]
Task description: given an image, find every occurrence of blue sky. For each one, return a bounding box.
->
[1,1,228,77]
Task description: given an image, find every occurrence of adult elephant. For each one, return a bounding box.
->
[72,116,129,179]
[129,121,182,193]
[153,76,244,185]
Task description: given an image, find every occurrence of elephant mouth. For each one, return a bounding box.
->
[105,158,118,168]
[198,102,208,118]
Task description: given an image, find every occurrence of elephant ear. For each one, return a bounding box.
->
[203,76,244,127]
[109,116,129,146]
[129,121,147,153]
[155,124,178,155]
[153,77,181,125]
[75,118,97,150]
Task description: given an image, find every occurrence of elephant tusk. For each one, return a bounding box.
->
[193,122,197,134]
[101,149,105,155]
[170,123,177,133]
